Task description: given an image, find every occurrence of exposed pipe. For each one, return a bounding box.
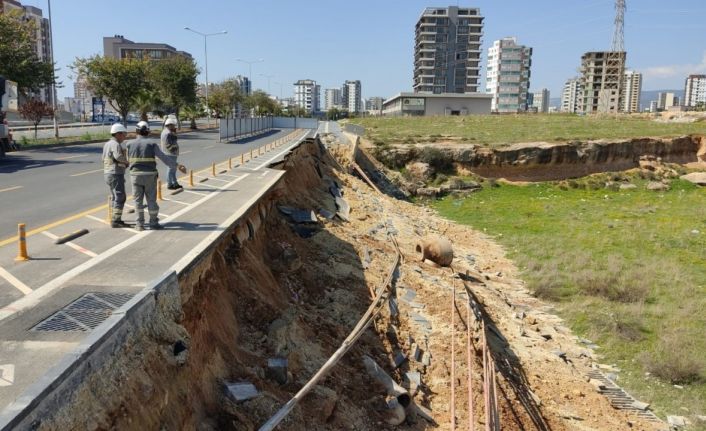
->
[416,236,454,267]
[362,355,411,425]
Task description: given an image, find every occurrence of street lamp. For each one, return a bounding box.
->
[47,0,58,138]
[184,27,227,126]
[235,58,264,93]
[259,74,275,95]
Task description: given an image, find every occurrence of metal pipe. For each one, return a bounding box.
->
[451,273,456,430]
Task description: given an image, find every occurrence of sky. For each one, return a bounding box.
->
[21,0,706,102]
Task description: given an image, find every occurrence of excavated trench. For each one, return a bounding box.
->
[373,135,705,182]
[33,137,665,431]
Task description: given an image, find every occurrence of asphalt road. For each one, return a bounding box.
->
[0,128,292,240]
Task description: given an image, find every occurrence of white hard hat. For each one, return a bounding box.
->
[164,118,178,126]
[136,121,150,132]
[110,123,127,134]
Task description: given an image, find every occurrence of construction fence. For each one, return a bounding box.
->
[219,117,319,141]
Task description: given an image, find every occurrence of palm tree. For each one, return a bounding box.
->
[134,90,162,122]
[181,103,204,130]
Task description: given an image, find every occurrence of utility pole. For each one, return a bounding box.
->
[47,0,59,138]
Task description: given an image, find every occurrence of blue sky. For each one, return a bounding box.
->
[24,0,706,101]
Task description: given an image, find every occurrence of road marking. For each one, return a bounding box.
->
[0,173,250,322]
[0,203,106,248]
[0,364,15,387]
[25,164,42,168]
[55,154,88,160]
[40,231,98,258]
[163,199,190,206]
[0,186,23,193]
[70,168,103,177]
[204,145,215,149]
[183,190,208,197]
[84,214,141,234]
[180,150,192,155]
[0,266,33,295]
[259,171,269,178]
[253,135,307,171]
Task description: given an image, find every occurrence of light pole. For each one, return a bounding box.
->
[47,0,58,138]
[259,74,274,95]
[184,27,227,127]
[235,58,264,94]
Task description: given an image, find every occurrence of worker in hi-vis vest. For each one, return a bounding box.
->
[102,123,130,228]
[126,121,186,231]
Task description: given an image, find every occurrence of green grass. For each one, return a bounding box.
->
[16,131,112,148]
[433,178,706,420]
[350,114,706,147]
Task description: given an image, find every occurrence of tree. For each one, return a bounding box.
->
[326,107,341,121]
[181,102,205,129]
[18,99,54,139]
[151,56,199,125]
[244,90,280,116]
[0,11,54,95]
[206,79,244,118]
[134,89,162,121]
[72,56,149,125]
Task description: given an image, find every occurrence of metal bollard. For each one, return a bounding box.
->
[15,223,29,262]
[189,170,194,187]
[212,162,216,176]
[241,153,244,164]
[157,180,163,201]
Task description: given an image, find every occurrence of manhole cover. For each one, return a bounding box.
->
[32,292,134,332]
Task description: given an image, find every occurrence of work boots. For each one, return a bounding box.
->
[111,220,131,228]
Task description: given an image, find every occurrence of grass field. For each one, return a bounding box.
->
[15,131,111,148]
[350,114,706,146]
[433,177,706,419]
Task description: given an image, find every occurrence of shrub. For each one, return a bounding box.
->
[418,147,454,173]
[640,333,705,384]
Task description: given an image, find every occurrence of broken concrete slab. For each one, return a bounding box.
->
[667,415,687,427]
[266,358,288,385]
[631,400,650,411]
[317,208,335,220]
[225,382,260,402]
[393,351,407,368]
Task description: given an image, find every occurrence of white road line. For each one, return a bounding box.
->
[25,164,42,168]
[163,199,190,206]
[0,172,250,322]
[55,154,88,160]
[0,266,33,295]
[180,150,193,155]
[219,173,240,178]
[70,168,103,177]
[84,214,141,234]
[259,171,269,178]
[252,136,306,171]
[204,145,215,149]
[183,190,208,196]
[41,231,98,258]
[0,186,23,193]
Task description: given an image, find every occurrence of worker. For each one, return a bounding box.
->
[126,121,186,231]
[161,117,182,189]
[102,123,130,228]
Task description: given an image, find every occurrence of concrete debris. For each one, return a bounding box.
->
[667,415,687,427]
[226,382,260,402]
[291,224,319,238]
[412,344,422,362]
[680,172,706,186]
[605,373,618,382]
[393,350,407,368]
[266,358,289,385]
[421,351,431,366]
[388,297,399,318]
[400,288,417,302]
[317,208,335,220]
[334,196,351,221]
[280,207,317,224]
[631,400,650,411]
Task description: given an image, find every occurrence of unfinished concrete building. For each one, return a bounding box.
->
[580,51,626,114]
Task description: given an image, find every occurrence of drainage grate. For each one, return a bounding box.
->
[32,292,134,332]
[587,369,663,423]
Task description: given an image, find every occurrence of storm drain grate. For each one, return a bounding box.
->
[32,292,134,332]
[587,369,663,423]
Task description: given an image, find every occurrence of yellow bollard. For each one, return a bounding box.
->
[212,162,216,176]
[189,170,194,187]
[15,223,29,262]
[157,180,163,201]
[241,153,244,164]
[228,157,232,169]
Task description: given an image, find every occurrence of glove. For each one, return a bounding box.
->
[178,164,187,174]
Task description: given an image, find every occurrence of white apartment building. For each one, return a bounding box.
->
[560,78,583,113]
[684,74,706,108]
[342,80,362,114]
[294,79,320,114]
[324,88,342,111]
[531,88,550,113]
[622,70,642,113]
[657,92,677,110]
[485,37,532,113]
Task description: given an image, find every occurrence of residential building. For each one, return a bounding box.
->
[580,51,626,113]
[341,80,362,114]
[103,35,192,60]
[485,37,532,112]
[293,79,320,114]
[73,74,93,120]
[560,77,583,113]
[366,97,384,115]
[531,88,550,113]
[1,0,54,105]
[657,92,677,110]
[324,88,342,111]
[684,74,706,108]
[382,92,491,116]
[622,70,642,113]
[232,75,251,117]
[649,100,658,112]
[413,6,484,94]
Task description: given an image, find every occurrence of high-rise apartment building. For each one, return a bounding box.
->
[103,35,192,60]
[342,80,362,114]
[2,0,54,104]
[684,74,706,108]
[657,92,677,110]
[531,88,549,113]
[560,78,584,113]
[294,79,320,114]
[324,88,342,111]
[622,70,642,113]
[414,6,484,94]
[580,51,626,113]
[485,37,532,112]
